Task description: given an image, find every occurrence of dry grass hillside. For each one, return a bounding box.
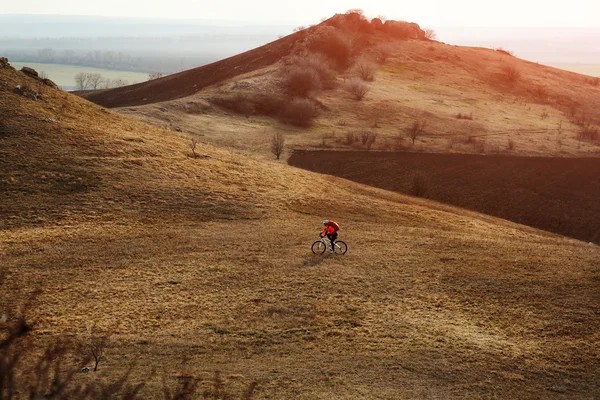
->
[2,55,600,398]
[77,12,600,159]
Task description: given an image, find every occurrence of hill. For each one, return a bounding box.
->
[2,51,600,398]
[77,12,600,159]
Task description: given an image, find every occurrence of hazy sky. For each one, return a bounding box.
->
[2,0,600,27]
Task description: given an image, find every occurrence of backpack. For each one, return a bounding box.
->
[328,221,340,232]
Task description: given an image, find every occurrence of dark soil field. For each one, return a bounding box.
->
[289,150,600,244]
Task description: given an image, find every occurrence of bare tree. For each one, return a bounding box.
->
[39,71,48,80]
[82,324,108,372]
[189,138,199,158]
[148,72,164,80]
[74,72,89,90]
[271,133,285,160]
[88,73,104,90]
[406,118,427,145]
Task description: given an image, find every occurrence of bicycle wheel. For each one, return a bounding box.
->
[311,240,326,255]
[334,241,348,255]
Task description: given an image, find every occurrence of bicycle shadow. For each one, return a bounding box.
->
[299,255,328,268]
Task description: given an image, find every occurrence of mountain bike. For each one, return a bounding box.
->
[311,235,348,255]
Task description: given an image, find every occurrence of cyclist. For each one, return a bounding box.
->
[321,219,340,253]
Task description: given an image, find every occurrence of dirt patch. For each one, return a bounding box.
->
[289,150,600,244]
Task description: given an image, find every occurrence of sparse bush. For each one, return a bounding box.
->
[373,43,394,64]
[578,125,599,142]
[287,53,337,89]
[507,138,516,151]
[148,72,164,80]
[501,64,521,83]
[588,77,600,87]
[354,59,377,81]
[271,132,285,159]
[345,132,356,145]
[455,112,473,120]
[308,28,353,70]
[210,93,253,116]
[210,93,283,117]
[496,48,515,57]
[532,85,548,103]
[357,131,377,149]
[472,139,486,153]
[344,77,369,100]
[406,118,427,145]
[410,173,428,197]
[541,110,549,120]
[284,67,322,97]
[423,28,437,40]
[282,98,318,127]
[189,138,199,158]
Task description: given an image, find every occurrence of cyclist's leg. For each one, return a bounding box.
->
[328,233,338,251]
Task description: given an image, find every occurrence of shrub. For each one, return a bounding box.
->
[455,112,473,120]
[532,85,548,103]
[286,53,337,89]
[410,173,428,197]
[210,93,253,115]
[282,98,318,127]
[308,28,353,70]
[501,64,521,82]
[507,138,516,151]
[358,131,377,149]
[210,93,283,117]
[284,67,322,97]
[344,77,369,100]
[541,110,549,120]
[355,59,377,82]
[496,48,515,57]
[345,132,356,145]
[578,125,599,142]
[423,28,437,40]
[373,43,394,64]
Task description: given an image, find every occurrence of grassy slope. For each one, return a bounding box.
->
[117,38,600,159]
[2,64,600,398]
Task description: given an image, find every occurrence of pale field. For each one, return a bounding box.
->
[2,62,600,398]
[10,61,151,89]
[551,64,600,77]
[117,40,600,160]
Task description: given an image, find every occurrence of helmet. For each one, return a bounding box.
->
[323,219,329,225]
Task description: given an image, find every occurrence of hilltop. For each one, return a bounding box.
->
[2,50,600,398]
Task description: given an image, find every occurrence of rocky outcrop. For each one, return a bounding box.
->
[0,57,14,69]
[21,66,39,78]
[13,85,40,100]
[18,66,60,89]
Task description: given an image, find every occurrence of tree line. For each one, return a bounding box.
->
[2,48,213,75]
[74,72,163,90]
